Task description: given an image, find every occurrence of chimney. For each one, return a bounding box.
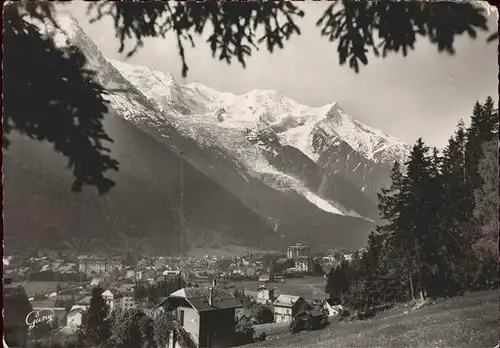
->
[209,287,214,307]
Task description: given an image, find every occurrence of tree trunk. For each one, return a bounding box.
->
[409,275,415,300]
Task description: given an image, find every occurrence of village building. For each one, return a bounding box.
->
[287,244,310,259]
[78,255,123,275]
[90,277,106,287]
[321,298,345,318]
[163,269,181,279]
[118,288,138,310]
[258,273,272,283]
[66,307,84,328]
[287,244,312,273]
[273,294,308,323]
[188,274,216,287]
[102,289,122,312]
[293,256,312,273]
[157,283,242,348]
[257,286,275,305]
[125,268,143,281]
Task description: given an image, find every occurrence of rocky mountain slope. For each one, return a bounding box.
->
[109,58,410,203]
[3,15,385,253]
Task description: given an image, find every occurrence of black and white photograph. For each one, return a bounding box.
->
[2,1,499,348]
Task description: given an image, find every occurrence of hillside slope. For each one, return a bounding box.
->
[246,291,499,348]
[3,111,279,254]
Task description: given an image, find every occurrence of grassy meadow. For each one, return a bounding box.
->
[245,290,499,348]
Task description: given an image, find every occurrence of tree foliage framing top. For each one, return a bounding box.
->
[3,0,497,193]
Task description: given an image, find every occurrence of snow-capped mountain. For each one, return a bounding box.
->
[109,59,384,219]
[109,58,410,202]
[4,15,400,253]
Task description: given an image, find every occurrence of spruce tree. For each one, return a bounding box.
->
[463,97,498,285]
[359,232,386,304]
[420,147,446,296]
[440,121,474,294]
[368,161,411,301]
[77,286,111,348]
[472,139,499,289]
[442,120,470,221]
[465,97,499,214]
[326,264,341,303]
[403,138,437,300]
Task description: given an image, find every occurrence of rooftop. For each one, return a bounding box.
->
[274,294,303,308]
[158,287,242,312]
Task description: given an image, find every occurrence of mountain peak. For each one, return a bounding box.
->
[323,102,348,125]
[108,58,409,166]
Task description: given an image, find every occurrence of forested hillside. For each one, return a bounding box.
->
[326,97,499,307]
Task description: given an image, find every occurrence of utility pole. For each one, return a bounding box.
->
[180,150,185,257]
[252,147,256,230]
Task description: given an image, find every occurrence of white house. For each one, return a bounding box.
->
[66,308,84,328]
[322,299,348,319]
[119,293,138,310]
[293,256,311,272]
[257,287,275,305]
[70,304,88,312]
[102,289,121,312]
[162,270,180,277]
[116,287,138,310]
[90,277,105,287]
[125,269,143,281]
[273,295,308,323]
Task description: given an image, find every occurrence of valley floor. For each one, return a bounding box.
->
[245,290,499,348]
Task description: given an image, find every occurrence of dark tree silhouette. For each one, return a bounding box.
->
[3,0,496,193]
[3,2,119,194]
[77,286,111,347]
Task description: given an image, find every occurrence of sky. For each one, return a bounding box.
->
[62,1,498,148]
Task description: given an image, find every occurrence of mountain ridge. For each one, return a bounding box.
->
[108,55,410,203]
[108,57,410,166]
[3,14,383,254]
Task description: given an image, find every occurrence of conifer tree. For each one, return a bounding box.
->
[465,97,499,213]
[443,120,470,221]
[369,161,411,301]
[77,286,111,348]
[403,138,436,300]
[472,139,499,289]
[419,147,445,296]
[358,232,386,304]
[463,97,498,285]
[440,121,474,293]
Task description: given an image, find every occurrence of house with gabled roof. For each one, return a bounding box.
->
[157,284,242,348]
[273,294,309,323]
